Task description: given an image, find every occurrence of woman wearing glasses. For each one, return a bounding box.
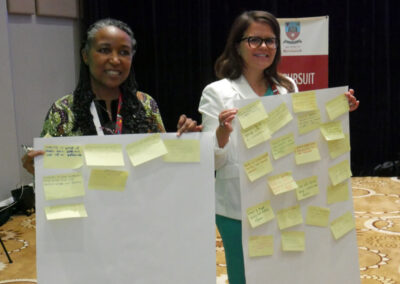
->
[199,10,359,283]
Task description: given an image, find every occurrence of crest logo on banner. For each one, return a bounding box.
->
[285,22,300,41]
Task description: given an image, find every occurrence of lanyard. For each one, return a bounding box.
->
[271,83,280,95]
[90,93,123,135]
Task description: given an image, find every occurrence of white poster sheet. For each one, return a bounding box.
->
[34,132,215,284]
[234,87,360,284]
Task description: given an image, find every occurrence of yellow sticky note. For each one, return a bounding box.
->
[246,200,275,228]
[270,133,295,160]
[44,145,83,169]
[249,235,274,257]
[295,142,321,165]
[267,172,298,195]
[306,206,330,227]
[43,172,85,201]
[327,181,349,204]
[320,121,345,141]
[295,176,319,201]
[276,205,303,230]
[328,134,351,159]
[243,152,273,182]
[330,211,355,240]
[297,110,321,134]
[163,139,200,162]
[266,103,293,134]
[292,91,318,113]
[240,119,271,149]
[88,169,129,191]
[126,134,168,166]
[281,231,305,251]
[328,160,352,186]
[84,144,124,166]
[326,94,349,120]
[45,203,88,220]
[237,100,268,129]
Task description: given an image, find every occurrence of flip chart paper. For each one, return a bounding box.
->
[249,235,274,257]
[243,152,273,182]
[292,91,317,113]
[88,169,129,191]
[126,133,168,166]
[266,102,293,134]
[295,142,321,165]
[276,205,303,230]
[326,94,349,120]
[240,119,271,149]
[295,176,319,201]
[43,172,85,200]
[163,139,200,162]
[44,145,83,169]
[270,133,295,160]
[45,203,88,220]
[84,144,124,166]
[306,206,330,227]
[297,110,321,134]
[246,200,275,228]
[237,100,268,129]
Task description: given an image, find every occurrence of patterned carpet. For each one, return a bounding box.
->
[1,177,400,284]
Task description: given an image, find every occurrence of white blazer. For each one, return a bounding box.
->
[198,75,298,220]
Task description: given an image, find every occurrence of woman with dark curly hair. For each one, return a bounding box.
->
[22,18,200,174]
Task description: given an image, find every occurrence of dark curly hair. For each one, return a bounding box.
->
[72,18,158,135]
[215,11,295,92]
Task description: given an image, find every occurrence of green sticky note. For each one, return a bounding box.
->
[43,172,85,201]
[45,203,88,220]
[243,152,273,182]
[295,176,319,201]
[270,133,295,160]
[84,144,124,166]
[163,139,200,162]
[328,159,352,186]
[295,142,321,165]
[237,100,268,129]
[320,121,345,141]
[126,134,168,166]
[327,181,349,204]
[88,169,129,191]
[240,119,271,149]
[306,206,330,227]
[246,200,275,228]
[330,211,355,240]
[249,235,274,257]
[276,205,303,230]
[297,110,321,135]
[281,231,305,251]
[267,172,298,195]
[326,94,349,120]
[292,91,317,113]
[266,102,293,134]
[327,134,351,159]
[44,145,83,169]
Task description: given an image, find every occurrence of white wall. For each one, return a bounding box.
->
[0,0,80,199]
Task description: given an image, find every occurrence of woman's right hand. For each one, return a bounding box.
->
[216,108,238,148]
[22,150,45,175]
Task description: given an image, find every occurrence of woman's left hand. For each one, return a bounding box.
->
[345,89,360,112]
[176,114,203,136]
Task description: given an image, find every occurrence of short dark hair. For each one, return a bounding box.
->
[215,11,294,92]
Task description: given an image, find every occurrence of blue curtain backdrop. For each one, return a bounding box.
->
[81,0,400,176]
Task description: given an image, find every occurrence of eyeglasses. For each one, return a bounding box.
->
[239,36,278,49]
